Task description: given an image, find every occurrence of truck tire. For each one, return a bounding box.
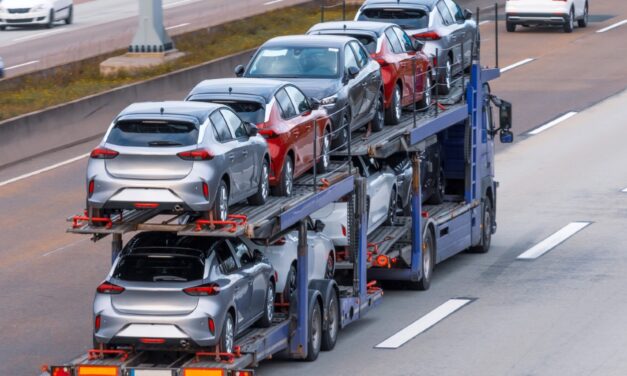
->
[321,291,340,351]
[409,229,434,290]
[305,301,322,361]
[470,199,493,253]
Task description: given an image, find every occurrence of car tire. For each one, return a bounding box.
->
[469,198,493,253]
[409,229,434,291]
[385,186,398,225]
[315,127,331,173]
[385,85,402,125]
[321,291,340,351]
[305,301,322,361]
[212,180,229,221]
[248,158,269,205]
[65,5,73,25]
[506,21,516,32]
[46,9,55,29]
[416,73,432,111]
[273,156,294,197]
[578,3,588,28]
[258,281,275,328]
[284,264,297,298]
[325,251,335,279]
[331,110,350,150]
[439,57,452,95]
[0,26,6,31]
[564,8,574,33]
[426,169,445,205]
[370,91,385,132]
[219,312,235,353]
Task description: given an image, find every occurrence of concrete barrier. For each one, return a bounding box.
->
[0,49,255,168]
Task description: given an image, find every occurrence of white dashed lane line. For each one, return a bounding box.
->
[500,58,535,73]
[597,19,627,33]
[0,153,89,188]
[5,60,40,71]
[528,111,578,135]
[264,0,283,4]
[166,22,190,30]
[375,298,473,349]
[517,222,591,260]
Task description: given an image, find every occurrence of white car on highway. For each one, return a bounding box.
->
[0,0,73,30]
[243,225,336,297]
[0,57,4,78]
[505,0,589,33]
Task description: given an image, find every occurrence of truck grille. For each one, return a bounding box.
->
[8,8,31,14]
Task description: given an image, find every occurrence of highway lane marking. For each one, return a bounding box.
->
[478,20,491,25]
[264,0,283,5]
[5,60,40,71]
[528,111,578,135]
[517,222,591,260]
[166,22,190,30]
[164,0,199,9]
[375,298,473,349]
[42,238,89,257]
[622,187,627,193]
[13,29,65,42]
[0,153,89,187]
[597,19,627,33]
[500,58,535,73]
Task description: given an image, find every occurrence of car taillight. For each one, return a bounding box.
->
[202,182,209,199]
[50,366,72,376]
[341,224,347,237]
[208,318,215,334]
[234,371,254,376]
[94,315,101,331]
[90,147,119,159]
[177,149,214,161]
[96,281,125,294]
[183,283,220,296]
[414,31,441,40]
[258,129,279,139]
[139,338,166,344]
[88,179,95,197]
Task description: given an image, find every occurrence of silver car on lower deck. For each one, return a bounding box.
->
[93,232,276,353]
[87,101,270,220]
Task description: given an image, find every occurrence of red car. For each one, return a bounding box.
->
[186,78,332,196]
[308,21,433,124]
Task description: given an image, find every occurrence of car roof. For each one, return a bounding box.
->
[188,78,291,103]
[309,21,397,38]
[360,0,433,11]
[118,101,222,123]
[262,34,355,48]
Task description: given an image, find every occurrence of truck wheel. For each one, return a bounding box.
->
[470,199,493,253]
[248,158,269,205]
[258,281,275,327]
[578,3,588,27]
[410,229,434,291]
[564,8,574,33]
[506,22,516,32]
[305,301,322,361]
[321,291,340,351]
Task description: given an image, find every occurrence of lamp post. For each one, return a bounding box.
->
[129,0,173,53]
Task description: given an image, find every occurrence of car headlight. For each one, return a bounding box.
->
[320,95,338,106]
[32,4,47,11]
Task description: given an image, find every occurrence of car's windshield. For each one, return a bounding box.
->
[107,120,199,147]
[211,100,265,124]
[358,8,429,30]
[113,250,204,282]
[247,46,340,78]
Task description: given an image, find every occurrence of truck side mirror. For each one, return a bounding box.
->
[499,130,513,143]
[499,100,512,131]
[234,65,245,77]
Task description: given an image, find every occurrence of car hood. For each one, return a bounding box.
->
[280,78,342,100]
[2,0,49,7]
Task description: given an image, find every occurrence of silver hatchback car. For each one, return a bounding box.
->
[93,232,276,353]
[87,101,270,220]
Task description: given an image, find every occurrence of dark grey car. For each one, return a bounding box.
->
[356,0,478,94]
[93,232,276,353]
[86,101,270,221]
[236,35,384,148]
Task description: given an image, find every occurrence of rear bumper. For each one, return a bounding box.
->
[506,13,569,25]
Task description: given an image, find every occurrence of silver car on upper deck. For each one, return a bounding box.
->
[86,101,270,220]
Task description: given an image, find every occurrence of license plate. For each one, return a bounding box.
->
[130,370,174,376]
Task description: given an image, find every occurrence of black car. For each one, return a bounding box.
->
[236,35,384,148]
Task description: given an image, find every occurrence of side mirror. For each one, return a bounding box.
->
[463,8,473,20]
[314,219,325,233]
[246,122,258,137]
[347,66,359,80]
[234,65,245,77]
[498,99,512,131]
[412,38,425,52]
[253,250,265,263]
[500,130,513,143]
[309,97,321,110]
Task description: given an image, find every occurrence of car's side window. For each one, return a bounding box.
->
[444,0,465,23]
[350,41,369,68]
[210,110,234,142]
[214,241,238,274]
[275,88,298,119]
[230,238,253,266]
[393,27,413,52]
[285,86,310,115]
[221,109,247,139]
[344,44,360,72]
[437,0,455,25]
[385,28,404,53]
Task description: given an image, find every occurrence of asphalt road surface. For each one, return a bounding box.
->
[0,1,626,375]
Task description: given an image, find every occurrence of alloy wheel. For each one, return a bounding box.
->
[261,163,269,200]
[445,60,452,91]
[224,315,234,353]
[394,87,402,120]
[322,132,330,169]
[266,283,275,322]
[285,160,293,196]
[325,253,334,279]
[424,75,432,107]
[327,296,338,342]
[218,185,228,221]
[422,234,432,281]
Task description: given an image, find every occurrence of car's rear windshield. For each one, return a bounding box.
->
[106,120,199,147]
[113,253,204,282]
[316,32,377,54]
[358,8,429,30]
[247,47,340,78]
[213,101,265,124]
